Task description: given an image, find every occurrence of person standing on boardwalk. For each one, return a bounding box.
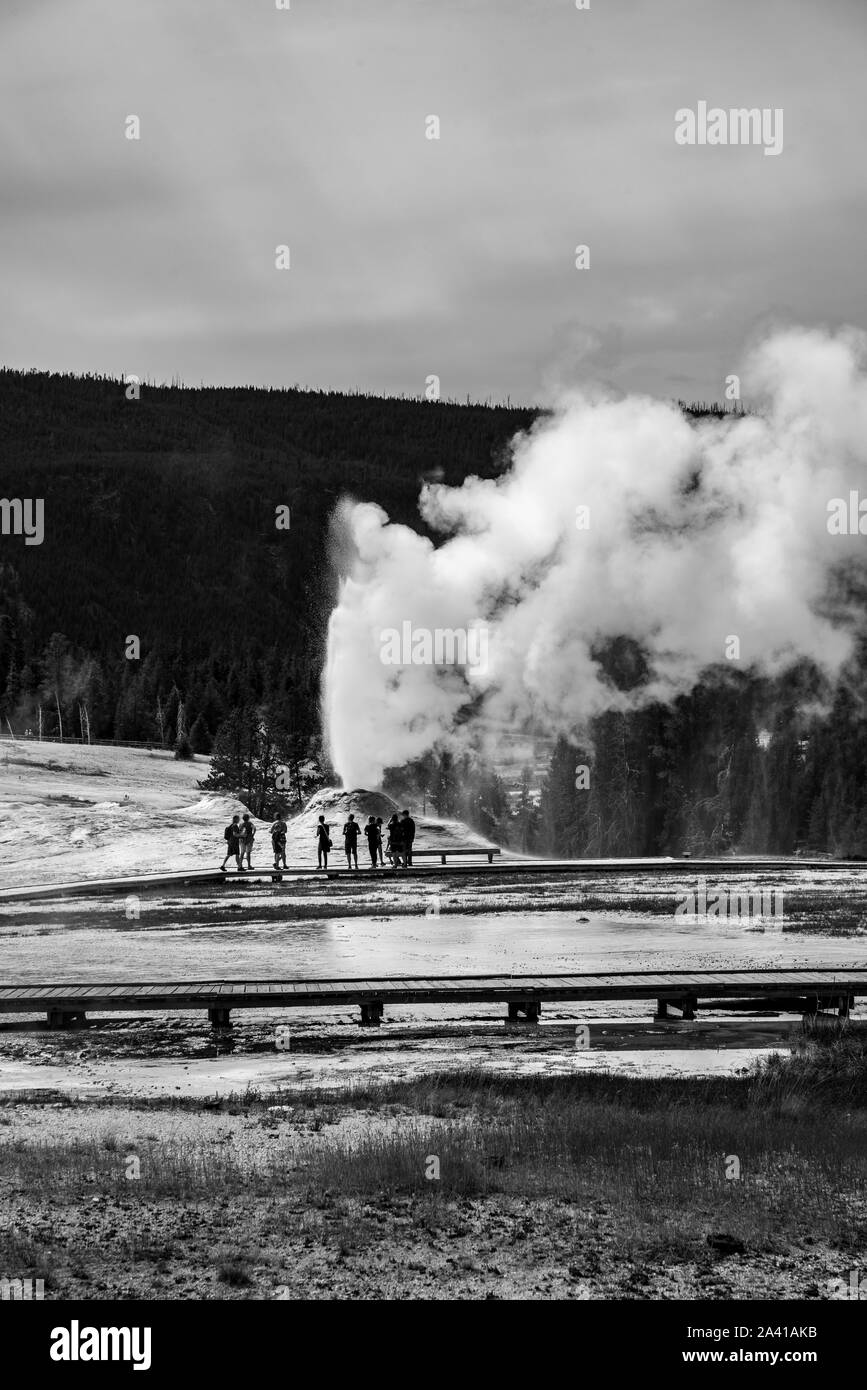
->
[364,815,379,869]
[270,813,288,869]
[386,813,404,868]
[238,813,256,870]
[220,814,241,872]
[401,809,416,866]
[315,815,331,869]
[375,817,385,865]
[343,812,361,869]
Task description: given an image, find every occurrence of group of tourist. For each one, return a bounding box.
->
[218,808,416,871]
[220,812,287,871]
[316,810,416,869]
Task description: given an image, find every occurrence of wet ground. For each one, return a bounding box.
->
[2,866,866,1094]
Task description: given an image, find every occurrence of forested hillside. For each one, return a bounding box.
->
[0,369,535,750]
[1,369,864,857]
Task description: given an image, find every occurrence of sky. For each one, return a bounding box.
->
[1,0,866,405]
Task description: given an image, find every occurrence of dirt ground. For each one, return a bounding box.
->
[1,1095,859,1301]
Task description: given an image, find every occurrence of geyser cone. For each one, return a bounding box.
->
[300,785,400,821]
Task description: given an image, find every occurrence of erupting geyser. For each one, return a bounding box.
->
[323,326,867,789]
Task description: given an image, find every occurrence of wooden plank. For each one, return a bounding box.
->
[2,970,866,1020]
[807,972,867,984]
[404,979,460,991]
[5,971,867,992]
[754,977,813,990]
[7,989,67,1000]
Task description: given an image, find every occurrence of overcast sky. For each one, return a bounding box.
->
[1,0,865,405]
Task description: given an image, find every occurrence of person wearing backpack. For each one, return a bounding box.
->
[238,813,256,870]
[315,815,332,868]
[270,813,288,869]
[221,815,241,872]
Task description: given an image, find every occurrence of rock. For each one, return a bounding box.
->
[706,1232,746,1256]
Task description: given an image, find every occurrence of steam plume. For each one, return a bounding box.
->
[324,327,867,788]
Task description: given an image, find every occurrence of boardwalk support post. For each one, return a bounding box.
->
[655,995,697,1022]
[360,1000,384,1026]
[507,999,541,1023]
[207,1007,232,1030]
[46,1009,87,1029]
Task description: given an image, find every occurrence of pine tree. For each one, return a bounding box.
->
[539,736,583,856]
[189,713,211,754]
[202,706,292,816]
[513,766,541,853]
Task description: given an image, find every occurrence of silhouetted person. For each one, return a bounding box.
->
[401,809,416,866]
[315,815,331,868]
[238,813,256,869]
[375,817,385,865]
[386,813,404,868]
[364,815,379,868]
[343,812,361,868]
[221,814,241,871]
[270,813,288,868]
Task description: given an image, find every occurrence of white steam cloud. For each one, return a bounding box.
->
[324,327,867,789]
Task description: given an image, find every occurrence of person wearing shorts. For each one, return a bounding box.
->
[343,813,361,869]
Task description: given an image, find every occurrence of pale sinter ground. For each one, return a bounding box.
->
[0,738,494,888]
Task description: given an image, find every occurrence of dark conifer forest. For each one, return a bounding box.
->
[1,368,865,857]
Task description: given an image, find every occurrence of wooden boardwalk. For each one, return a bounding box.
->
[2,967,865,1028]
[1,855,863,905]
